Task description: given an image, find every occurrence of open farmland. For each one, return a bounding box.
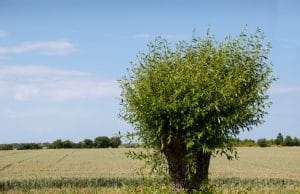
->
[0,147,299,193]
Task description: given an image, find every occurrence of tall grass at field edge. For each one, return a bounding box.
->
[0,177,299,192]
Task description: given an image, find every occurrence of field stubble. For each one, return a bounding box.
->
[0,147,299,193]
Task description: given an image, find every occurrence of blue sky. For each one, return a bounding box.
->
[0,0,299,143]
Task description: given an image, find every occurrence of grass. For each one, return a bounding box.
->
[0,148,142,180]
[210,147,300,180]
[0,147,300,193]
[1,177,299,193]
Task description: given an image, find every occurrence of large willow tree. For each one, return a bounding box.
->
[119,29,275,191]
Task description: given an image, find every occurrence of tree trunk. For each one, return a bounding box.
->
[163,138,188,192]
[163,138,212,192]
[189,152,211,191]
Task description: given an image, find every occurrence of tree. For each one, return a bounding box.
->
[110,137,122,148]
[48,139,63,149]
[293,137,300,146]
[82,139,94,148]
[0,144,13,150]
[62,140,75,148]
[119,29,275,191]
[94,136,110,148]
[284,136,294,146]
[257,138,269,147]
[17,143,42,150]
[239,139,256,147]
[275,133,284,145]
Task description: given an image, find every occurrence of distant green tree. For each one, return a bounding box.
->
[62,140,75,148]
[0,144,13,150]
[82,139,94,148]
[17,143,42,150]
[240,139,256,147]
[74,141,83,148]
[48,139,63,149]
[120,29,275,191]
[268,139,275,146]
[275,133,284,145]
[110,137,122,148]
[293,137,300,146]
[41,142,50,147]
[94,136,110,148]
[257,138,269,147]
[284,136,294,146]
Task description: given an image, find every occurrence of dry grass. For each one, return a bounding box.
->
[210,147,300,180]
[0,148,143,180]
[0,147,300,193]
[1,147,300,181]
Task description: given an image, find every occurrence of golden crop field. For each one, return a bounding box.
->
[0,147,300,193]
[0,148,142,180]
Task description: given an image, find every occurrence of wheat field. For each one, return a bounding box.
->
[1,147,300,180]
[0,147,299,193]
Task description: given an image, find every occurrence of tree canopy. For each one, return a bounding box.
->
[119,28,275,191]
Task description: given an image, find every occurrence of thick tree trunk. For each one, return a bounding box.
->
[163,138,188,191]
[163,138,211,192]
[189,152,211,190]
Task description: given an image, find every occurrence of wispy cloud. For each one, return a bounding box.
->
[0,40,76,56]
[0,108,86,119]
[0,30,8,38]
[0,65,88,77]
[0,65,120,101]
[134,33,187,40]
[269,84,300,95]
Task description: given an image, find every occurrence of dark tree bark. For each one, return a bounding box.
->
[189,152,211,190]
[163,137,211,192]
[163,137,188,191]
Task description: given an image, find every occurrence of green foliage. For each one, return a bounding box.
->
[275,133,284,145]
[120,28,275,189]
[94,136,110,148]
[62,140,76,148]
[284,136,294,146]
[47,136,121,149]
[293,137,300,146]
[0,177,299,193]
[48,139,76,149]
[235,139,256,147]
[48,139,64,149]
[110,137,122,148]
[17,143,42,150]
[257,138,269,147]
[0,144,13,150]
[82,139,94,148]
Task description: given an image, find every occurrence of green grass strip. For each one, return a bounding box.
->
[0,177,299,191]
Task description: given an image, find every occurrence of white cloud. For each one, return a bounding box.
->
[0,30,8,38]
[269,84,300,95]
[0,65,88,77]
[134,33,187,40]
[0,108,85,118]
[0,65,120,101]
[14,85,40,101]
[0,40,76,56]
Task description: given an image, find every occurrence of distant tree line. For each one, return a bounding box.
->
[0,136,121,150]
[0,144,13,150]
[48,136,121,149]
[236,133,300,147]
[1,133,298,150]
[0,143,43,150]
